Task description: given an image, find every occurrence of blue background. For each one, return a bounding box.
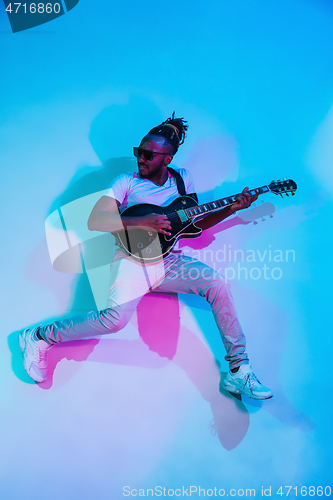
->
[1,1,332,498]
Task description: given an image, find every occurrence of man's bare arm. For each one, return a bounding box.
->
[87,196,172,236]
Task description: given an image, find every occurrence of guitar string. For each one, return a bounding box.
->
[165,205,232,222]
[147,184,292,224]
[164,185,286,222]
[165,193,254,222]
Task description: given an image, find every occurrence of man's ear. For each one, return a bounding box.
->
[165,155,173,165]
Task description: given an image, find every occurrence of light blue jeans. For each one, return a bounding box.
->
[41,250,249,369]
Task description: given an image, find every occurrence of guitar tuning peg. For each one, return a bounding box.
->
[283,178,286,180]
[261,217,265,221]
[280,194,283,198]
[291,191,295,196]
[270,215,273,218]
[277,179,281,182]
[271,180,275,184]
[253,220,258,225]
[286,192,289,196]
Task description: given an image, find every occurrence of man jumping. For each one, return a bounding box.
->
[19,113,273,400]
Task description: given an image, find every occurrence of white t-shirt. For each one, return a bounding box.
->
[105,167,195,212]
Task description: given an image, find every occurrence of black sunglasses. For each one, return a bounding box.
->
[133,147,170,162]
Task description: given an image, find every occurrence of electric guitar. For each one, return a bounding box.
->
[116,179,297,262]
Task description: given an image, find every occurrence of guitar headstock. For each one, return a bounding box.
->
[269,179,297,197]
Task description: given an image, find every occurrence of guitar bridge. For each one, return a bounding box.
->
[177,209,189,222]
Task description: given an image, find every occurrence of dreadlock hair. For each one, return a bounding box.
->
[147,112,188,155]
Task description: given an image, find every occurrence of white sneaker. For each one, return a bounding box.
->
[19,327,53,383]
[223,364,273,400]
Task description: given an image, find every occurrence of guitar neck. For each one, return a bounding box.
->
[185,185,270,218]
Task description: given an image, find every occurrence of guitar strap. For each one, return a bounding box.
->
[167,167,186,196]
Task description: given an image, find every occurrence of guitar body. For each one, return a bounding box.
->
[116,196,202,262]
